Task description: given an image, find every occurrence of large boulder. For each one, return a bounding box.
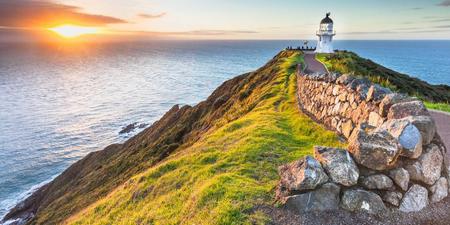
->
[341,189,386,214]
[380,119,422,159]
[387,101,428,120]
[429,177,448,203]
[405,116,436,145]
[383,191,403,207]
[399,184,429,212]
[278,156,329,192]
[388,168,410,191]
[405,144,443,185]
[348,124,400,171]
[314,147,359,186]
[379,93,409,117]
[284,183,341,213]
[361,174,394,190]
[366,84,391,102]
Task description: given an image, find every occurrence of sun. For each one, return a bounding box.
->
[48,25,99,38]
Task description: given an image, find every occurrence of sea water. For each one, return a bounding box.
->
[1,40,449,218]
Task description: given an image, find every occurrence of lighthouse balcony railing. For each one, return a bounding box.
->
[316,30,336,36]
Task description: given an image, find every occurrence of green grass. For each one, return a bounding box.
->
[316,51,450,103]
[425,102,450,113]
[66,51,344,225]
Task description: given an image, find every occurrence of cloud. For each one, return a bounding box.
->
[434,25,450,28]
[133,29,258,36]
[437,0,450,6]
[139,13,166,19]
[0,0,127,28]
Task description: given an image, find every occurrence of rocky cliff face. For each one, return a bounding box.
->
[277,70,449,214]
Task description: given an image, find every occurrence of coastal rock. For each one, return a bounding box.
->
[388,168,410,191]
[341,120,354,139]
[387,101,428,120]
[380,119,422,159]
[405,116,436,145]
[278,156,328,192]
[405,144,443,185]
[399,184,429,212]
[336,74,354,85]
[366,84,391,102]
[314,146,359,186]
[284,183,341,213]
[368,111,383,127]
[341,189,386,214]
[383,191,403,207]
[379,93,409,117]
[429,177,448,203]
[348,125,400,171]
[361,174,393,190]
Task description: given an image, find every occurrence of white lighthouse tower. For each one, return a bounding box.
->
[315,13,336,53]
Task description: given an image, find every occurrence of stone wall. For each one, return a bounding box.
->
[275,69,450,215]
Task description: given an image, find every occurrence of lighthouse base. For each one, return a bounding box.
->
[315,43,334,54]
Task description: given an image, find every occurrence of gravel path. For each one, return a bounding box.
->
[430,110,450,153]
[303,53,327,74]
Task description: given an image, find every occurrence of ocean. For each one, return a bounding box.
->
[1,40,449,218]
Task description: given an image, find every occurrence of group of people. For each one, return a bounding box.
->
[285,46,316,51]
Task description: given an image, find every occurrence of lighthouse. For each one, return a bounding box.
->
[315,13,336,53]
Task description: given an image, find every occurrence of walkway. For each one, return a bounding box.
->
[302,53,450,154]
[430,110,450,154]
[303,52,327,74]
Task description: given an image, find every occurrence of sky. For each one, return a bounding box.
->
[0,0,449,41]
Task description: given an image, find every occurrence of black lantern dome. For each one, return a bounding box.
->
[320,13,333,24]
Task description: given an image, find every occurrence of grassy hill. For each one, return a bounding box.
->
[5,51,343,225]
[316,51,450,104]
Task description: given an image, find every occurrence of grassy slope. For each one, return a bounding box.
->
[424,102,450,113]
[316,52,450,104]
[65,51,344,225]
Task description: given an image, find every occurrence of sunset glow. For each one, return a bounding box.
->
[48,25,99,38]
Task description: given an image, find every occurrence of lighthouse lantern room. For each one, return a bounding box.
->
[315,13,336,53]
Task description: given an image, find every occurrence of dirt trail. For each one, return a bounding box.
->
[303,53,327,74]
[430,110,450,153]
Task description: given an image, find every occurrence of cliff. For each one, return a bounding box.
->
[3,50,449,225]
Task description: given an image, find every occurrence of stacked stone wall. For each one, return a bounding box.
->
[276,69,450,214]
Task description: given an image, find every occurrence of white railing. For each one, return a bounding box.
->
[316,30,336,36]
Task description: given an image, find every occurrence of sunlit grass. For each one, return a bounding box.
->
[316,51,450,104]
[66,51,343,225]
[425,102,450,113]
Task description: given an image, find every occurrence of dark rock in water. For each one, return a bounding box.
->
[119,122,138,134]
[119,122,148,134]
[138,123,149,129]
[284,182,341,213]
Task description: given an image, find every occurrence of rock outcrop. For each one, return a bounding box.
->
[277,70,449,215]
